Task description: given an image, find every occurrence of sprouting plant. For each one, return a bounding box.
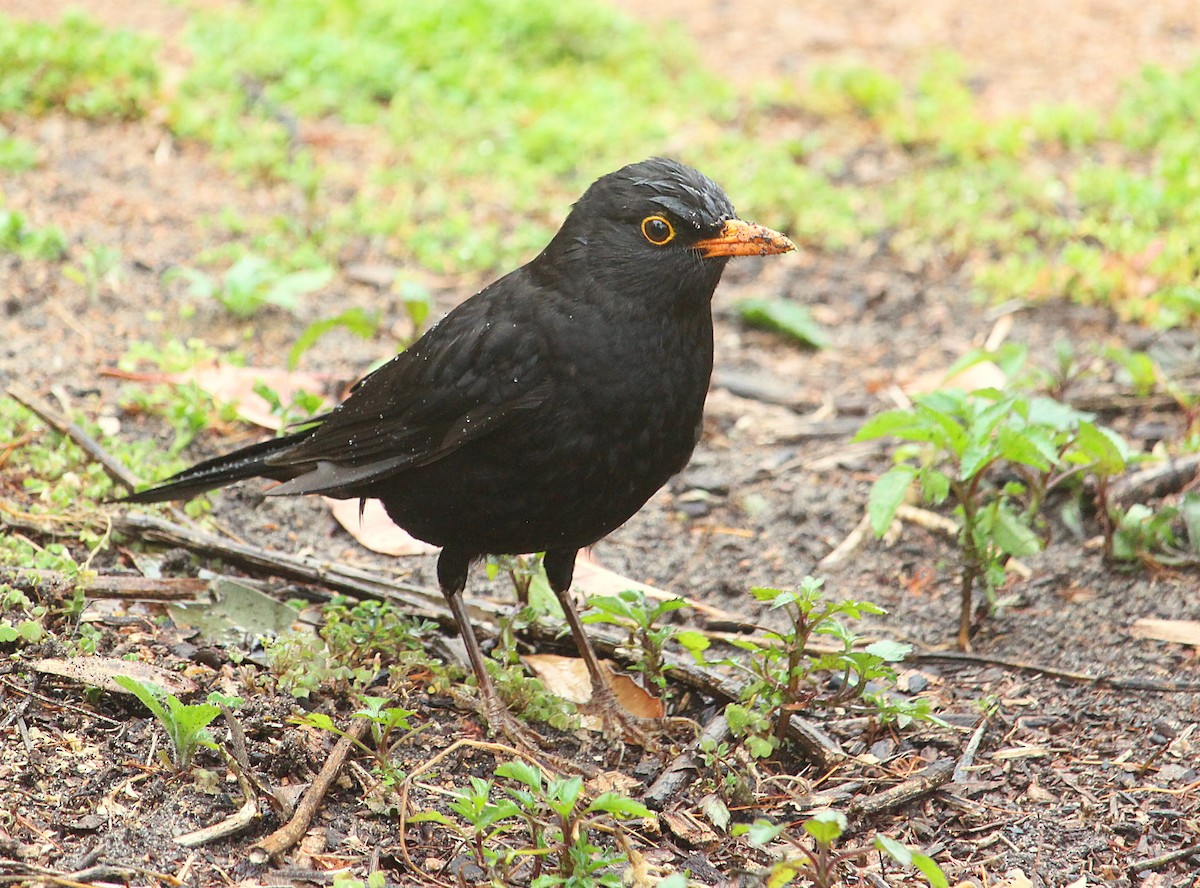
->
[724,578,932,759]
[582,589,708,693]
[173,254,333,317]
[63,244,121,300]
[735,811,948,888]
[412,759,650,887]
[854,384,1131,648]
[287,306,380,369]
[295,698,416,786]
[114,676,225,770]
[1110,493,1200,566]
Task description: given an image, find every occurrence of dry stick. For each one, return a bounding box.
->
[1108,452,1200,506]
[643,714,730,810]
[175,747,261,847]
[250,716,372,861]
[0,568,209,601]
[846,758,956,824]
[953,717,989,783]
[7,383,142,493]
[112,511,448,621]
[911,649,1200,693]
[1127,840,1200,874]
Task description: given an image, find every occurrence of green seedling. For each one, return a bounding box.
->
[174,255,333,318]
[1111,494,1200,566]
[735,297,828,348]
[64,245,121,301]
[855,382,1131,648]
[296,700,416,785]
[0,11,159,119]
[0,207,67,260]
[287,307,381,370]
[114,675,223,771]
[735,812,947,888]
[582,589,707,693]
[412,759,650,887]
[724,577,932,760]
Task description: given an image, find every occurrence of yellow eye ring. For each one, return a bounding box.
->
[641,215,675,246]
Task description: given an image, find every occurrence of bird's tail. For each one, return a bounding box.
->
[122,429,312,504]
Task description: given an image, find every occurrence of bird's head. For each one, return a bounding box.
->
[537,157,795,309]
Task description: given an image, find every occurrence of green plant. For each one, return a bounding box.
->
[582,589,707,693]
[412,759,650,887]
[735,297,828,349]
[1110,493,1200,566]
[114,676,225,770]
[174,255,333,318]
[855,384,1130,647]
[0,207,67,260]
[295,698,416,786]
[64,245,122,300]
[735,812,947,888]
[287,307,381,370]
[0,585,47,644]
[0,11,159,119]
[724,578,932,760]
[265,597,443,699]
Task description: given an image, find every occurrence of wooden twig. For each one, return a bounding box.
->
[175,746,261,847]
[1108,453,1200,506]
[0,567,209,601]
[1127,840,1200,875]
[911,649,1200,692]
[846,758,955,823]
[250,716,372,861]
[643,714,730,810]
[7,383,141,493]
[953,717,989,782]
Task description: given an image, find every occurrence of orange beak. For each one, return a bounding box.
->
[693,219,796,258]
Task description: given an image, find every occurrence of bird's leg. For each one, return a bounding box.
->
[438,549,544,751]
[543,549,655,747]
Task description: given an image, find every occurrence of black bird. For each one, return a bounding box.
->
[128,158,795,744]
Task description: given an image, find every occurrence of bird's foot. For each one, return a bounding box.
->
[474,689,596,776]
[581,682,660,750]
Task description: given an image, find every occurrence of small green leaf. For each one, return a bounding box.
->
[733,818,786,845]
[868,466,916,536]
[586,792,651,819]
[992,502,1041,557]
[864,639,911,662]
[803,810,847,845]
[736,297,828,348]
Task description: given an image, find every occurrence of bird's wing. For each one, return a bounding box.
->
[264,286,551,496]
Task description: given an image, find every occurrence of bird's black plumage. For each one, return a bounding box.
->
[129,157,794,745]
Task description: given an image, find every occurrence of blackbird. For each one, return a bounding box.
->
[128,157,795,745]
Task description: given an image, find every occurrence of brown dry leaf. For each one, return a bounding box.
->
[324,497,438,556]
[29,657,196,696]
[522,653,664,726]
[990,872,1034,888]
[1129,618,1200,646]
[905,359,1008,396]
[169,364,332,430]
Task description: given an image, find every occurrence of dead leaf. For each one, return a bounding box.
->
[905,359,1008,396]
[522,653,664,728]
[325,497,438,556]
[1129,618,1200,646]
[30,657,196,696]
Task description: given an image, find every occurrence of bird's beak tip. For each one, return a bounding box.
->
[694,218,796,259]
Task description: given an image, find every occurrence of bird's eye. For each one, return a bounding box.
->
[640,215,675,246]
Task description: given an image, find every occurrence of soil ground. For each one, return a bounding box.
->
[2,3,1199,887]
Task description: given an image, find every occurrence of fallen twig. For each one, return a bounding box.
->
[7,383,141,493]
[643,714,730,810]
[911,649,1200,692]
[846,758,955,824]
[0,567,209,601]
[1127,840,1200,875]
[175,746,261,847]
[250,716,372,861]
